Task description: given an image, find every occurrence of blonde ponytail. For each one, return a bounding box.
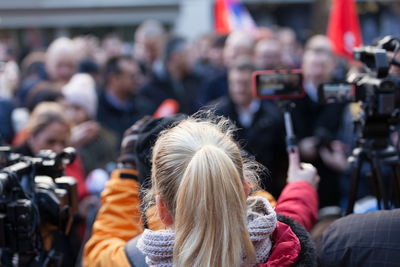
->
[150,117,256,267]
[174,145,255,266]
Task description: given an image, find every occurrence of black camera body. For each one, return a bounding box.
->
[316,36,400,149]
[348,40,400,148]
[340,37,400,214]
[353,46,390,78]
[0,147,78,266]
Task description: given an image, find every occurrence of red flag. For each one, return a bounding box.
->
[214,0,256,35]
[215,0,230,34]
[327,0,362,60]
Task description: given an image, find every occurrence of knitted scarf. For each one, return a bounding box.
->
[137,196,277,267]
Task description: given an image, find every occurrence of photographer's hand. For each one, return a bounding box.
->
[275,147,320,231]
[70,121,100,148]
[287,148,320,189]
[298,136,319,161]
[319,140,348,172]
[118,116,152,171]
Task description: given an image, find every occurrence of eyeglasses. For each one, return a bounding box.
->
[118,71,138,80]
[307,47,333,56]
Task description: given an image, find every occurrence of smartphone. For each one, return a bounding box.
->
[252,69,305,100]
[318,83,354,104]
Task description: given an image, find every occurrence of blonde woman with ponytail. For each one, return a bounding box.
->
[139,117,263,267]
[84,114,319,267]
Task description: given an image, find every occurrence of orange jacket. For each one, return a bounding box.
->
[83,168,277,267]
[83,169,142,267]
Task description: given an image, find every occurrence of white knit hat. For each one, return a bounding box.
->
[62,73,98,118]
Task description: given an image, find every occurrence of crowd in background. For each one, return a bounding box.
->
[1,19,399,266]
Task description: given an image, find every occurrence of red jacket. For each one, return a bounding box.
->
[275,180,318,232]
[65,154,89,200]
[263,181,319,267]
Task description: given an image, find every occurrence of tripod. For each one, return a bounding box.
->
[346,134,400,215]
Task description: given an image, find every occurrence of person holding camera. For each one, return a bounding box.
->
[12,101,88,200]
[10,102,88,266]
[84,113,319,267]
[292,35,348,210]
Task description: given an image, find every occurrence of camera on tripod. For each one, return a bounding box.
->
[318,35,400,213]
[0,147,78,266]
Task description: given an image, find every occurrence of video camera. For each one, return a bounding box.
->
[0,147,78,266]
[317,36,400,213]
[321,36,400,148]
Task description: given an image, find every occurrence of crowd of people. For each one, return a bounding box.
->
[0,19,400,266]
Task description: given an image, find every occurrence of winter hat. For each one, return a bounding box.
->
[135,114,187,190]
[62,73,97,118]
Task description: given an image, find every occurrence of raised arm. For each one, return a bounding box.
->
[275,149,319,231]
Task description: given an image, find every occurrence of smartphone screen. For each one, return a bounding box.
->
[318,83,354,104]
[252,70,305,100]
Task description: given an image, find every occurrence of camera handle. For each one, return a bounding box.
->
[10,248,63,267]
[284,110,297,151]
[279,100,297,151]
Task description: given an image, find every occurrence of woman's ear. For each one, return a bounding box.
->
[156,195,174,227]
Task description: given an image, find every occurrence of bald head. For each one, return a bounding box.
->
[134,20,166,66]
[224,31,255,68]
[254,38,282,70]
[305,35,334,55]
[46,37,78,84]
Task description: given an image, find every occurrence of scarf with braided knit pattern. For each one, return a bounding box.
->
[137,196,277,267]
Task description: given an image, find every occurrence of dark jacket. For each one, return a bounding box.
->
[97,91,155,148]
[140,68,203,115]
[212,97,287,196]
[199,69,228,106]
[291,94,346,141]
[317,209,400,267]
[0,98,14,144]
[292,95,346,207]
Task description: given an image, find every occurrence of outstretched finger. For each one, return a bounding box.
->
[300,162,316,173]
[288,147,301,170]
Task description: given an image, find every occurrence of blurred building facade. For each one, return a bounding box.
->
[0,0,398,50]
